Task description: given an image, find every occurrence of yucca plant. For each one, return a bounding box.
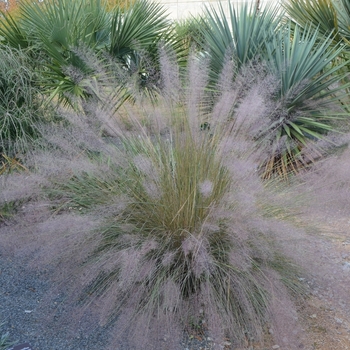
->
[283,0,350,102]
[336,0,350,43]
[197,1,350,178]
[47,53,307,348]
[199,1,281,83]
[259,23,350,178]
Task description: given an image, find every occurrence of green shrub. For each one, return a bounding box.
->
[0,0,174,108]
[0,45,43,156]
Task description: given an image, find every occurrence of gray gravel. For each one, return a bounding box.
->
[0,251,215,350]
[0,252,114,350]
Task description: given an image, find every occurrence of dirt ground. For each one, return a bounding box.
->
[232,213,350,350]
[296,214,350,350]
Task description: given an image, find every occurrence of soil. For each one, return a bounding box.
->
[294,214,350,350]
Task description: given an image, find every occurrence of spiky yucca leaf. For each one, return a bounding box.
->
[260,23,350,178]
[200,1,281,82]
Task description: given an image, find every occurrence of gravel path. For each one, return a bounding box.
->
[0,251,213,350]
[0,252,114,350]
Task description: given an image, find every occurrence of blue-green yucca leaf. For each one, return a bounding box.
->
[260,22,350,177]
[200,1,282,82]
[265,23,349,111]
[334,0,350,46]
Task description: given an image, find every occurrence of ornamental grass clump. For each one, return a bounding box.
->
[0,45,43,156]
[42,52,308,349]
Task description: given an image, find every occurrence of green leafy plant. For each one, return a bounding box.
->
[107,0,183,98]
[172,16,206,56]
[0,11,30,49]
[283,0,340,40]
[0,45,43,156]
[108,0,169,61]
[18,0,109,50]
[15,0,111,107]
[0,0,177,108]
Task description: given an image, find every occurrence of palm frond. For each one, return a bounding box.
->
[283,0,340,41]
[108,0,169,59]
[19,0,109,50]
[0,11,29,48]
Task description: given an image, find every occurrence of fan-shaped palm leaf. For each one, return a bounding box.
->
[283,0,340,40]
[0,12,29,48]
[20,0,109,50]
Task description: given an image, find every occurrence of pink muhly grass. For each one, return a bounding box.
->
[60,52,311,348]
[159,44,181,104]
[0,49,324,350]
[198,179,214,198]
[186,54,210,135]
